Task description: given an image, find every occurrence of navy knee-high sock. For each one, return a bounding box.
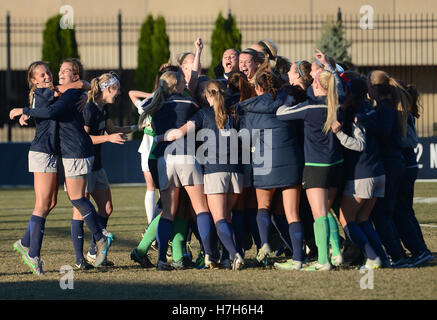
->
[247,208,261,249]
[256,209,271,247]
[289,221,304,262]
[71,219,85,264]
[70,197,103,241]
[156,217,173,263]
[359,220,388,261]
[21,215,32,247]
[196,212,215,256]
[89,215,108,255]
[344,222,378,260]
[271,214,293,251]
[231,210,245,256]
[216,219,238,260]
[28,215,46,258]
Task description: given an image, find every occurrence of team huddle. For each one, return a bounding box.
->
[9,37,433,275]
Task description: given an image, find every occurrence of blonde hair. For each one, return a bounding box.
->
[26,61,53,106]
[138,71,182,125]
[87,72,119,103]
[206,81,227,129]
[317,71,339,134]
[367,70,409,136]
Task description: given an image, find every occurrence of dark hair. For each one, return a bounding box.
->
[341,77,368,134]
[227,71,256,101]
[406,84,421,119]
[294,60,313,89]
[255,71,281,99]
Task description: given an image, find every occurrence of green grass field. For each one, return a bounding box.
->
[0,183,436,300]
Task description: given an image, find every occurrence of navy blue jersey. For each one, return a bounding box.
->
[29,88,59,155]
[276,90,343,166]
[190,107,242,174]
[402,114,418,168]
[356,98,404,162]
[235,91,303,189]
[82,102,109,171]
[23,89,94,159]
[340,102,385,180]
[151,94,199,158]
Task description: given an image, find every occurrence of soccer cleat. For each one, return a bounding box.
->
[150,240,158,252]
[94,235,113,267]
[171,257,193,270]
[22,254,45,275]
[13,239,29,257]
[359,257,382,270]
[219,258,232,270]
[232,253,245,271]
[86,252,96,265]
[194,251,206,269]
[331,254,344,267]
[156,260,174,271]
[302,261,332,271]
[255,243,272,266]
[204,254,219,269]
[391,257,411,269]
[409,251,434,268]
[274,259,303,271]
[75,258,94,270]
[130,249,154,268]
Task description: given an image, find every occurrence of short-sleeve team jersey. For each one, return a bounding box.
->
[190,107,242,174]
[82,101,109,171]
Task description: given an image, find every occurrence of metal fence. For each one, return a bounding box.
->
[1,10,436,142]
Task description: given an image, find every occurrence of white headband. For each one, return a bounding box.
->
[99,76,119,91]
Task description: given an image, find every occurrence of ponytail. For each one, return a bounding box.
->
[388,77,409,137]
[255,71,280,99]
[206,81,227,129]
[138,71,181,126]
[318,71,338,134]
[87,77,101,103]
[368,70,409,137]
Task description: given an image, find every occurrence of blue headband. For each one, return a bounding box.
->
[297,60,305,78]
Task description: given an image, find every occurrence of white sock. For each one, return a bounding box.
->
[145,190,156,225]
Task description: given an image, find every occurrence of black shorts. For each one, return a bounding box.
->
[302,162,344,190]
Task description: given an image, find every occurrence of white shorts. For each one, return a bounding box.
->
[139,134,154,172]
[157,154,203,191]
[86,168,110,193]
[203,172,243,194]
[343,175,386,199]
[62,156,94,178]
[28,151,58,173]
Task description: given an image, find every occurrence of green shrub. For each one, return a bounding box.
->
[209,12,242,78]
[42,14,79,81]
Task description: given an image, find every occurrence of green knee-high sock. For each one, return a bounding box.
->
[137,214,161,256]
[327,212,342,257]
[314,216,330,264]
[171,217,188,263]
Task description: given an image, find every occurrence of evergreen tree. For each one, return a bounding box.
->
[150,15,170,81]
[316,18,351,64]
[135,15,155,92]
[42,14,80,81]
[209,12,242,78]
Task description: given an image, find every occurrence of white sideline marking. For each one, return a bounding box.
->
[413,197,437,204]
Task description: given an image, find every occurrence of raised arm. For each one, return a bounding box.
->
[315,49,345,99]
[129,90,153,115]
[187,38,203,94]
